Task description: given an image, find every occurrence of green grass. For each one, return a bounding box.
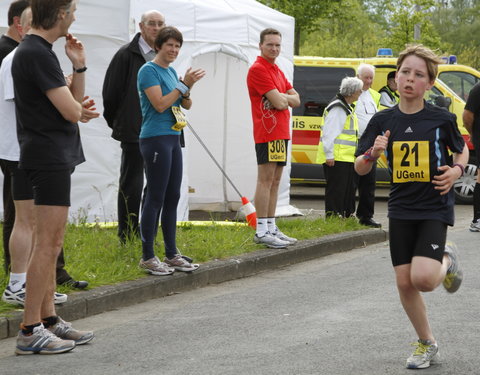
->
[0,216,364,315]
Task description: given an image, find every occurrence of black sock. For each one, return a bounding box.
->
[41,316,58,328]
[21,322,42,335]
[474,183,480,222]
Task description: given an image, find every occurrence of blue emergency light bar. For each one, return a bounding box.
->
[376,48,393,57]
[440,55,457,64]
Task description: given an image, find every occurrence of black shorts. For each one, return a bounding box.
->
[255,139,289,166]
[5,161,34,201]
[389,218,447,266]
[25,169,73,206]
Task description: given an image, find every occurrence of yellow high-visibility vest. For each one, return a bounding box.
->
[316,99,358,164]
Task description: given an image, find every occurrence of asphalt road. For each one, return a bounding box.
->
[0,190,478,375]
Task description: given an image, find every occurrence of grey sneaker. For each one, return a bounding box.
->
[139,256,175,276]
[47,317,94,345]
[254,232,289,249]
[443,242,463,293]
[2,284,67,306]
[272,227,297,245]
[469,219,480,232]
[164,254,199,272]
[15,324,76,355]
[406,339,439,369]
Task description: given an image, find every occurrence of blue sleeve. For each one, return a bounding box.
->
[137,63,160,92]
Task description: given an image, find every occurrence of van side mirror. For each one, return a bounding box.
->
[434,95,451,109]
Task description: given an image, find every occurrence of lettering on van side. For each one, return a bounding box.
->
[291,116,322,130]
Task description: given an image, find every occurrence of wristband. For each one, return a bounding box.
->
[73,66,87,73]
[362,147,379,162]
[175,81,189,95]
[452,163,464,177]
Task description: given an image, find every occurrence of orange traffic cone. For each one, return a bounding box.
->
[241,197,257,229]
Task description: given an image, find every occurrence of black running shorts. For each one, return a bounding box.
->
[25,169,73,206]
[255,139,289,166]
[389,218,447,266]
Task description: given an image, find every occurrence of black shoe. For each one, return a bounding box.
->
[359,217,382,228]
[59,279,89,289]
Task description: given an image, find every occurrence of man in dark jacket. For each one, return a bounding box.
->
[102,10,165,243]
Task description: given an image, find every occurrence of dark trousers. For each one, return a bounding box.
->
[140,135,182,260]
[1,159,71,282]
[355,161,377,220]
[324,161,356,218]
[118,142,145,242]
[0,159,14,272]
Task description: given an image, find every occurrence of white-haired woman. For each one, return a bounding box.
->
[316,76,363,217]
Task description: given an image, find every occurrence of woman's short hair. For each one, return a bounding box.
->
[154,26,183,51]
[339,77,363,97]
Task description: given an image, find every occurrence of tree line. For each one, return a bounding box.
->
[258,0,480,69]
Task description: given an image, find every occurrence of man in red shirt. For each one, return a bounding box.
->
[247,28,300,248]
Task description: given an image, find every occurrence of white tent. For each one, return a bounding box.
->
[0,0,300,223]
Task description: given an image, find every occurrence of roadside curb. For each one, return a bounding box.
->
[0,228,387,339]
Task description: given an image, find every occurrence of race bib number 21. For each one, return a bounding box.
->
[392,141,430,183]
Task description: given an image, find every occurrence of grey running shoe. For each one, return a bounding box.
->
[47,317,94,345]
[15,324,76,355]
[164,254,199,272]
[254,232,289,249]
[2,284,67,306]
[443,242,463,293]
[272,227,297,245]
[406,339,439,369]
[469,219,480,232]
[139,256,175,276]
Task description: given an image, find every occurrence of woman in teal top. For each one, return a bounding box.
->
[137,26,205,275]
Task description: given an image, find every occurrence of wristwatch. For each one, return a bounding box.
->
[73,66,87,73]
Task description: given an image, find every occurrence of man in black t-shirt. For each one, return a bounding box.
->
[463,82,480,231]
[11,0,97,355]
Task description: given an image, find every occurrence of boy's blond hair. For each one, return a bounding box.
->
[397,44,443,82]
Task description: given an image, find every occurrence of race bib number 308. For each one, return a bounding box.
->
[268,140,287,162]
[392,141,430,183]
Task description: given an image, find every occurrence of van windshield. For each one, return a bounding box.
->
[293,66,356,117]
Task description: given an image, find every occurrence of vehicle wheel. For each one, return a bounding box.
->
[453,162,477,204]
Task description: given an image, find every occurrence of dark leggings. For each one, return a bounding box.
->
[140,135,182,261]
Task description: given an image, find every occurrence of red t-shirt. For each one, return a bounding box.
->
[247,56,293,144]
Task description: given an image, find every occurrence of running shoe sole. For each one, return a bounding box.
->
[15,344,75,355]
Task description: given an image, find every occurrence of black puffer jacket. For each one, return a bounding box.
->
[102,33,146,143]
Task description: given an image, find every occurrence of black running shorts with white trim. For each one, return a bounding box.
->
[389,218,447,266]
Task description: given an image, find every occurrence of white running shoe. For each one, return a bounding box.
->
[254,232,290,249]
[406,339,439,369]
[469,219,480,232]
[272,227,297,245]
[2,284,67,306]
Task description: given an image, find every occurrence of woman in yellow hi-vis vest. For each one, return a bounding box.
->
[316,77,363,217]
